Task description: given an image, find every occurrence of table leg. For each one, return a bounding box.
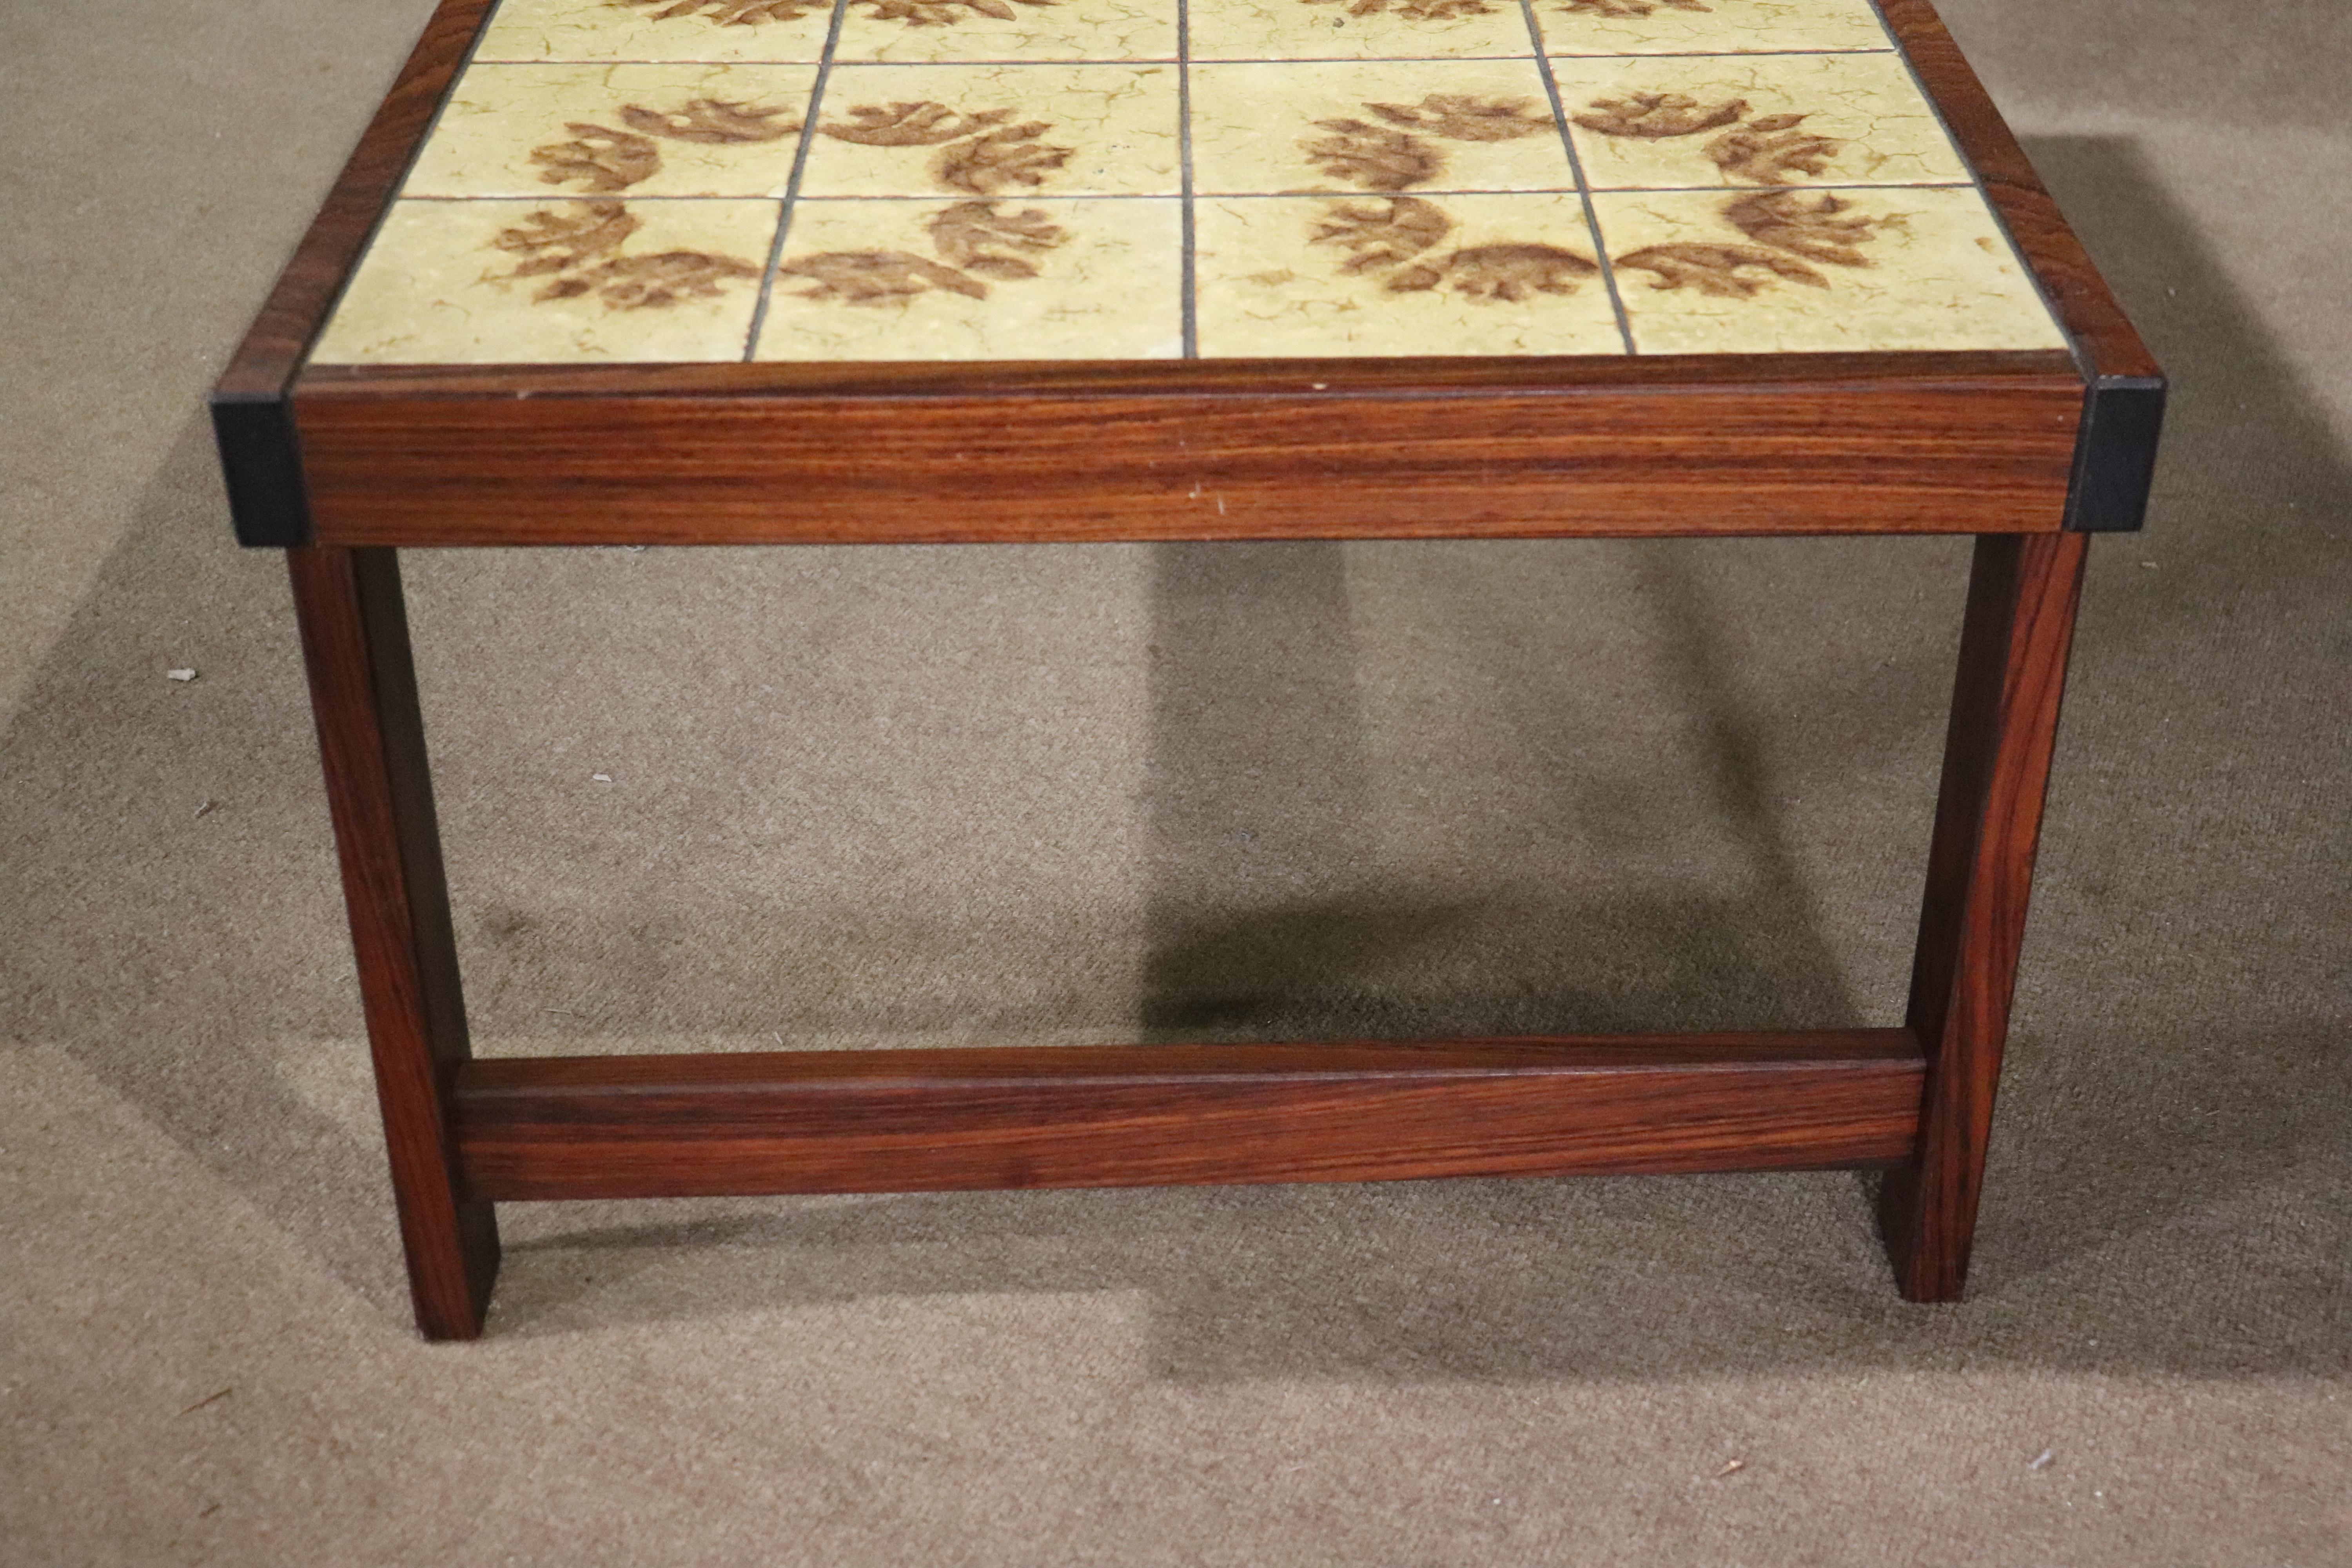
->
[1880,532,2089,1301]
[289,545,499,1340]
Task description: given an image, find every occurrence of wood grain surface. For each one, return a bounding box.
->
[289,546,500,1339]
[454,1033,1925,1201]
[292,370,2085,545]
[1879,532,2087,1300]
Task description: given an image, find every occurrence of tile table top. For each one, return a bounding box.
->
[307,0,2068,363]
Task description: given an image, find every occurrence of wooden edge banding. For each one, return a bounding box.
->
[453,1032,1926,1200]
[1876,0,2166,533]
[1876,0,2156,383]
[210,0,496,547]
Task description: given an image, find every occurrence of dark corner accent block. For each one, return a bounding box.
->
[211,391,315,548]
[2065,376,2166,532]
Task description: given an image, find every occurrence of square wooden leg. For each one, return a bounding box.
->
[1880,532,2089,1301]
[289,545,499,1340]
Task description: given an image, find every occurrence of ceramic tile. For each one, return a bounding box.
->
[1190,61,1576,196]
[833,0,1178,62]
[1194,192,1624,355]
[1592,185,2064,352]
[403,63,816,198]
[311,198,779,363]
[1553,52,1966,189]
[755,197,1182,358]
[474,0,833,63]
[1534,0,1893,57]
[1187,0,1539,64]
[799,65,1180,196]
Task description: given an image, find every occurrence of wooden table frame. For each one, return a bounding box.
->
[214,0,2161,1340]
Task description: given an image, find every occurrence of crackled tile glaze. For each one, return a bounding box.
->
[800,64,1181,196]
[311,198,780,363]
[1594,185,2064,352]
[1535,0,1893,57]
[1191,60,1577,195]
[833,0,1179,62]
[1195,193,1622,355]
[475,0,833,63]
[403,63,817,198]
[309,0,2067,362]
[1553,52,1966,189]
[1187,0,1540,63]
[755,197,1183,357]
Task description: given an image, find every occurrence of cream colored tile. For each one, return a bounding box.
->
[800,65,1180,196]
[834,0,1178,62]
[475,0,833,63]
[1592,186,2065,352]
[755,197,1182,358]
[1534,0,1893,56]
[1553,53,1967,189]
[1194,192,1625,356]
[1191,61,1575,196]
[402,64,815,198]
[1188,0,1538,63]
[310,199,778,364]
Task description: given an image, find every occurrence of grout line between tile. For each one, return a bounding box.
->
[743,0,853,361]
[1520,0,1634,354]
[1179,0,1197,357]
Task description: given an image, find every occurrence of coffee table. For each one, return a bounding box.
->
[213,0,2161,1340]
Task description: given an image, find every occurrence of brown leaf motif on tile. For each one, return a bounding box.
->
[1571,92,1747,140]
[1304,94,1554,192]
[616,98,802,144]
[781,200,1069,306]
[1722,189,1896,265]
[613,0,825,23]
[1310,196,1454,272]
[938,122,1072,195]
[1301,0,1504,21]
[824,102,1075,196]
[929,199,1067,278]
[1574,94,1846,187]
[1613,190,1905,298]
[1367,94,1554,143]
[1388,242,1598,300]
[853,0,1054,25]
[1703,114,1839,185]
[1310,196,1597,302]
[1303,121,1446,191]
[1556,0,1711,17]
[489,201,762,309]
[775,251,991,302]
[531,123,663,193]
[532,97,804,193]
[1613,241,1825,297]
[824,102,1018,145]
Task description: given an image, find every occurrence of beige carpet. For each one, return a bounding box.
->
[3,0,2348,1562]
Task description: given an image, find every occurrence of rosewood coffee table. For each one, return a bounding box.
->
[213,0,2161,1339]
